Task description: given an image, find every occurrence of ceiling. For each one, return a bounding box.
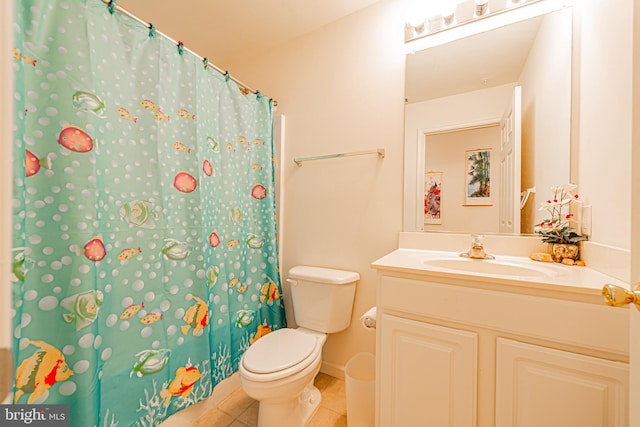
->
[113,0,552,104]
[115,0,384,69]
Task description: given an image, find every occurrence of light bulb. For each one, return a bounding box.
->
[474,0,490,17]
[442,13,456,27]
[440,0,457,26]
[405,1,428,28]
[406,15,426,29]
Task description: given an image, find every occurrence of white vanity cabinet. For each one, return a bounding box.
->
[374,271,630,427]
[379,314,478,427]
[495,338,628,427]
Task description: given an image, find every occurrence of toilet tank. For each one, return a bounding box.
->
[288,266,359,334]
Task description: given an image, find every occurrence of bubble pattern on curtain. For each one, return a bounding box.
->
[11,1,286,425]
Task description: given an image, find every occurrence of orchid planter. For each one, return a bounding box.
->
[535,184,587,262]
[548,243,580,263]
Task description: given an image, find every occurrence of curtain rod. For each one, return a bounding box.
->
[100,0,277,107]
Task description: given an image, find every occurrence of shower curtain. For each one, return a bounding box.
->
[11,0,286,425]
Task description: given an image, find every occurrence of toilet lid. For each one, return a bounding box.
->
[243,329,318,374]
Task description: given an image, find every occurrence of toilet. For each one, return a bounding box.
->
[239,266,359,427]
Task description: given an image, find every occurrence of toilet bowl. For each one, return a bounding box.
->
[239,328,327,427]
[238,266,359,427]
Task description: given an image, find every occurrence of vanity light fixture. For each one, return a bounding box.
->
[404,1,430,44]
[405,18,427,40]
[404,0,462,40]
[404,0,568,52]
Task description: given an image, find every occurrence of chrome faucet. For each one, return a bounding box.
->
[460,234,495,260]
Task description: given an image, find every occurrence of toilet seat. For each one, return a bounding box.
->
[241,328,322,380]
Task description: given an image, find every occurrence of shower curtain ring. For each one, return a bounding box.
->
[203,57,209,69]
[224,71,231,82]
[255,90,262,100]
[177,41,185,55]
[148,23,156,38]
[107,0,117,14]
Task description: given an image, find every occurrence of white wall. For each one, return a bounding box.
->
[228,0,406,372]
[574,0,632,250]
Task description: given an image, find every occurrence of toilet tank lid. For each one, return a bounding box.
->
[288,266,360,284]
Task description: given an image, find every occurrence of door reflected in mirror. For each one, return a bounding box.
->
[403,6,572,235]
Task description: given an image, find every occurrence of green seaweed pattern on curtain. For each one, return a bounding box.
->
[11,0,286,425]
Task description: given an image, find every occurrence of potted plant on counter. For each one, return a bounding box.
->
[534,184,587,264]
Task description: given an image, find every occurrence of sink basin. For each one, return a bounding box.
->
[422,257,569,278]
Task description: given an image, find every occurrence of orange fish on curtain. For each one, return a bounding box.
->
[159,364,201,407]
[173,141,191,153]
[117,247,142,261]
[13,340,74,404]
[139,99,160,111]
[250,324,272,344]
[176,109,195,119]
[181,295,209,336]
[115,107,138,123]
[260,276,280,305]
[153,111,170,122]
[13,47,37,66]
[120,302,144,320]
[140,312,162,325]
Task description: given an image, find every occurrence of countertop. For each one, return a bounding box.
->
[371,248,628,300]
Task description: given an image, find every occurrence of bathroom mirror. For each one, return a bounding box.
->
[403,6,572,235]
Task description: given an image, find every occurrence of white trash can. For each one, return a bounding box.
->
[345,352,375,427]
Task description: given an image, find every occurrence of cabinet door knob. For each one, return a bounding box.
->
[602,283,640,310]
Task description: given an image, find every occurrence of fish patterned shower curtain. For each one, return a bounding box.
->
[11,0,286,425]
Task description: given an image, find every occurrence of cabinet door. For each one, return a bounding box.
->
[379,314,478,427]
[496,338,629,427]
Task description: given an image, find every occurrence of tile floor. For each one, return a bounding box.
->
[193,373,347,427]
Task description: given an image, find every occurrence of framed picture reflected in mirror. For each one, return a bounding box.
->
[424,171,442,225]
[465,148,492,206]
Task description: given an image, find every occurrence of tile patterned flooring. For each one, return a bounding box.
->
[193,373,347,427]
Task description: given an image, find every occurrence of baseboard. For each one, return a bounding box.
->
[320,360,346,381]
